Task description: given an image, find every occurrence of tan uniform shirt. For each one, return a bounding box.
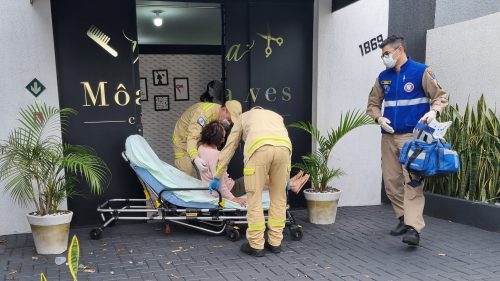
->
[172,102,221,160]
[367,67,449,121]
[214,108,292,178]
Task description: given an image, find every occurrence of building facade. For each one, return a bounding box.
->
[1,0,499,235]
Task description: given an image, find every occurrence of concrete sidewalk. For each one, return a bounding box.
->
[1,204,500,281]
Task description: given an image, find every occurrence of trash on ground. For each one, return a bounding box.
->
[55,256,66,265]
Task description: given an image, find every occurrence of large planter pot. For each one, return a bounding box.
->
[424,192,500,232]
[303,188,341,224]
[26,211,73,254]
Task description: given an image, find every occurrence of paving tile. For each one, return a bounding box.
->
[2,205,500,281]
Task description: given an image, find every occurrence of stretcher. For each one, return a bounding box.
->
[90,135,303,242]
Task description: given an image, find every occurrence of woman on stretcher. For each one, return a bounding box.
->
[198,121,310,207]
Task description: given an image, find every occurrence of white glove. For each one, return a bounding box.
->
[420,110,437,124]
[377,117,395,134]
[193,157,208,173]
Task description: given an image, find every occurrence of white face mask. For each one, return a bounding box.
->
[221,119,231,128]
[381,47,400,68]
[382,54,397,68]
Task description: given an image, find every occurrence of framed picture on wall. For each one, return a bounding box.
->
[154,95,170,111]
[139,78,148,101]
[152,69,168,86]
[174,77,189,101]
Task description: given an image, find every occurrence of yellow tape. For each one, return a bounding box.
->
[268,217,286,227]
[174,151,186,159]
[268,217,286,222]
[248,223,265,229]
[247,136,292,155]
[243,167,256,176]
[188,148,198,158]
[267,222,285,227]
[216,165,226,175]
[248,226,266,231]
[143,189,151,200]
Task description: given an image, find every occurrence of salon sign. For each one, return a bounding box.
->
[80,81,139,125]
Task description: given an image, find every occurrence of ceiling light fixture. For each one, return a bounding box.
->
[152,10,163,27]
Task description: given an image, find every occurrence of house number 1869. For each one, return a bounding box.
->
[359,34,384,56]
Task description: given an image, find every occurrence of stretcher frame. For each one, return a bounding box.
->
[90,152,303,241]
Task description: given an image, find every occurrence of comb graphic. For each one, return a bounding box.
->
[86,25,118,57]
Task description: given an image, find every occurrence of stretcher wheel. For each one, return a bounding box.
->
[226,227,241,242]
[90,228,103,240]
[289,225,303,241]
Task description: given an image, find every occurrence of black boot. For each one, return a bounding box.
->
[402,226,420,246]
[264,241,281,253]
[240,242,264,257]
[390,216,407,236]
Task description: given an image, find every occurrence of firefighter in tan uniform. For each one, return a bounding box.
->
[209,107,292,257]
[367,35,448,246]
[172,101,242,177]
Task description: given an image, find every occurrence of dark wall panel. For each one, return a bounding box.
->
[51,0,142,226]
[389,0,436,62]
[332,0,359,12]
[225,0,313,207]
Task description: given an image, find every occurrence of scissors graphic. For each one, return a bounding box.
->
[256,25,284,58]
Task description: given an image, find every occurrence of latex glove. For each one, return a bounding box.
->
[377,117,395,134]
[420,110,437,124]
[208,178,220,194]
[193,157,208,173]
[286,180,291,191]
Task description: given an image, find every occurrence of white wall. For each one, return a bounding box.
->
[314,0,388,206]
[0,0,61,235]
[435,0,500,28]
[427,11,500,109]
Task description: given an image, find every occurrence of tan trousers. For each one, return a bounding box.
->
[381,133,425,232]
[172,145,197,178]
[244,146,290,249]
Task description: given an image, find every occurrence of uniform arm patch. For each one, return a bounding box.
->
[197,117,206,126]
[427,68,437,80]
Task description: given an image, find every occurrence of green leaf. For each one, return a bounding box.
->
[0,103,109,215]
[68,235,80,281]
[290,110,375,192]
[427,94,499,203]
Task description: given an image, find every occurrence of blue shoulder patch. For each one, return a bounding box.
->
[197,117,206,126]
[427,68,436,79]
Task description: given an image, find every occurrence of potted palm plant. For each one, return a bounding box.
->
[290,110,374,224]
[0,103,109,254]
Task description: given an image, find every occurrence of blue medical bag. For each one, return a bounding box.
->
[400,138,460,177]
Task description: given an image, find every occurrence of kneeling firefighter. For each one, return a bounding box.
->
[172,100,242,177]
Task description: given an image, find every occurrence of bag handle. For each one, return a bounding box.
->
[405,145,425,188]
[406,146,423,168]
